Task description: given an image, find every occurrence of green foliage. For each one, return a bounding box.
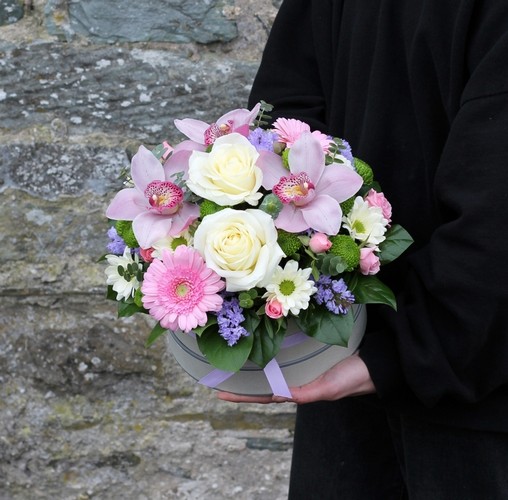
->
[248,314,287,368]
[145,322,167,347]
[259,194,283,219]
[378,224,414,264]
[316,253,349,276]
[118,300,145,317]
[151,143,171,160]
[340,196,355,216]
[196,322,254,372]
[349,274,397,310]
[296,304,354,346]
[277,229,302,257]
[200,199,225,218]
[253,100,274,128]
[354,157,374,184]
[115,220,139,248]
[329,234,360,271]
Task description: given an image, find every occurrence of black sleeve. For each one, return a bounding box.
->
[248,0,331,131]
[360,2,508,408]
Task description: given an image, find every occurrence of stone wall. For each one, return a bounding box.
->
[0,1,296,499]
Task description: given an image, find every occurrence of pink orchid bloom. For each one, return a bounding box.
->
[174,103,261,146]
[260,132,363,235]
[106,145,200,249]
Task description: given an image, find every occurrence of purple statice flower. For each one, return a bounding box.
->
[248,127,278,152]
[216,296,249,346]
[339,138,354,164]
[107,226,127,255]
[314,275,355,315]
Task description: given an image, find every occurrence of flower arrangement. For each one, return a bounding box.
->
[103,102,412,378]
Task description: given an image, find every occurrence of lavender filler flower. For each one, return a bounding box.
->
[217,297,249,346]
[107,226,127,255]
[248,127,278,152]
[315,275,355,315]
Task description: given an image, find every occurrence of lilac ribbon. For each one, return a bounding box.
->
[198,331,308,397]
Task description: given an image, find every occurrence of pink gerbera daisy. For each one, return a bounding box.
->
[272,117,332,152]
[141,246,225,333]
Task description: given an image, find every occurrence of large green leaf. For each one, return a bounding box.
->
[296,305,353,346]
[350,274,397,310]
[378,224,413,264]
[248,314,287,368]
[197,324,254,372]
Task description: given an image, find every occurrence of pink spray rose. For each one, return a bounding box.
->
[139,247,155,263]
[365,189,392,224]
[309,232,332,253]
[359,247,381,275]
[265,298,284,319]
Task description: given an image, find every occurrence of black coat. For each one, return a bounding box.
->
[249,0,508,431]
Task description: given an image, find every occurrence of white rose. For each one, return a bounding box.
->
[193,208,285,292]
[187,133,263,206]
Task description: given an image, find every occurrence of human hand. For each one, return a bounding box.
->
[216,353,375,404]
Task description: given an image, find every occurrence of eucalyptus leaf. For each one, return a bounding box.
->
[197,325,254,372]
[145,322,167,347]
[351,275,397,309]
[317,254,348,276]
[378,224,414,264]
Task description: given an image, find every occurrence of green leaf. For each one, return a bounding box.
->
[378,224,413,264]
[192,317,217,337]
[248,314,287,368]
[118,300,144,317]
[106,285,117,301]
[317,254,348,276]
[350,274,397,310]
[197,324,254,372]
[145,322,167,347]
[296,305,353,346]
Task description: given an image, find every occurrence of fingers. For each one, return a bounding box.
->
[217,391,294,404]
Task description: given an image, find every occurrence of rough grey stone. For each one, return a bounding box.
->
[0,42,258,141]
[0,1,293,498]
[0,144,127,198]
[0,0,23,26]
[44,0,238,44]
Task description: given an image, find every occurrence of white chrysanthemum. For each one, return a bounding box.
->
[105,247,143,301]
[342,196,388,246]
[262,260,317,316]
[152,229,194,259]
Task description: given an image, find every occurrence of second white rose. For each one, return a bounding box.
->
[193,208,285,292]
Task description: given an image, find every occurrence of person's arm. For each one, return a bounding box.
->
[217,353,375,404]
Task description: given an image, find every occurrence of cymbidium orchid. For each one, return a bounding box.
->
[106,145,199,249]
[260,132,363,235]
[174,103,261,146]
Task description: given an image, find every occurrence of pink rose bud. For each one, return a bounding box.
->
[359,247,381,275]
[309,232,332,253]
[139,247,155,263]
[365,189,392,224]
[265,298,284,319]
